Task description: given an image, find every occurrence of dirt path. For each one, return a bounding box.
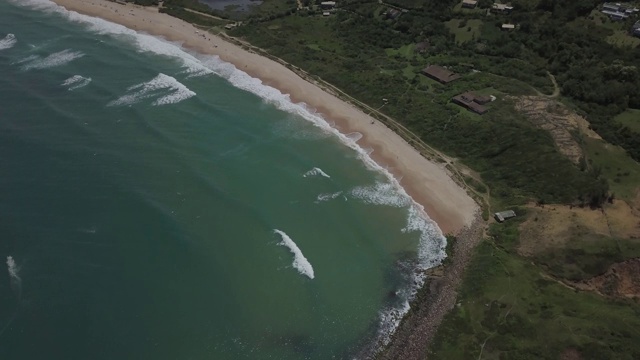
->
[182,7,230,22]
[547,72,560,98]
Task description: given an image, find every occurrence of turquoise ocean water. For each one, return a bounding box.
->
[0,1,446,358]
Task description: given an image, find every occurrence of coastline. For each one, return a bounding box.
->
[48,0,478,236]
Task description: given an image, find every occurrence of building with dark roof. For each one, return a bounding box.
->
[422,65,460,84]
[452,92,490,114]
[633,20,640,37]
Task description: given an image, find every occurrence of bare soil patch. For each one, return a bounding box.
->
[514,96,600,164]
[575,258,640,299]
[518,200,640,256]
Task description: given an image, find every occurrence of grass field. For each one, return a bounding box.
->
[445,19,483,44]
[430,219,640,360]
[606,30,640,48]
[584,137,640,200]
[615,109,640,132]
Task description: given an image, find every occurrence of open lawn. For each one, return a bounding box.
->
[606,30,640,48]
[445,19,482,44]
[430,219,640,360]
[615,109,640,133]
[584,138,640,201]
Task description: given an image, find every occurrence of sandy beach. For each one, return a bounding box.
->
[50,0,478,234]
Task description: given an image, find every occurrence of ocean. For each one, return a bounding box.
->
[0,1,446,358]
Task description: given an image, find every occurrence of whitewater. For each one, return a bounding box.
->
[274,230,315,279]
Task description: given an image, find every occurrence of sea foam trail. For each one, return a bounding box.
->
[0,34,17,50]
[20,49,84,70]
[6,256,22,301]
[274,230,315,279]
[62,74,91,90]
[303,167,330,178]
[108,73,195,106]
[315,191,343,203]
[6,256,20,282]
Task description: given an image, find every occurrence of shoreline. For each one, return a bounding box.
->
[48,0,478,236]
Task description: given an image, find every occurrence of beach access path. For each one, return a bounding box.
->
[50,0,479,235]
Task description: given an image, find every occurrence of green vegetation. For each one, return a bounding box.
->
[160,6,231,27]
[615,109,640,133]
[584,138,640,200]
[445,18,482,44]
[430,220,640,360]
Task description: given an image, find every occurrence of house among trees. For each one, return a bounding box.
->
[461,0,478,9]
[422,65,460,84]
[501,23,516,31]
[491,3,514,14]
[320,1,336,10]
[494,210,516,222]
[452,92,491,114]
[386,8,402,19]
[601,2,639,20]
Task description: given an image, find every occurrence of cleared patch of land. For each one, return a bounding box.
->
[615,109,640,133]
[445,19,482,44]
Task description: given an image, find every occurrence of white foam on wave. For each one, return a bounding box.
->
[6,256,20,282]
[12,54,38,65]
[0,34,17,50]
[20,49,84,70]
[7,0,213,77]
[350,181,411,208]
[274,229,315,279]
[315,191,343,203]
[108,73,195,106]
[62,74,92,90]
[303,167,330,178]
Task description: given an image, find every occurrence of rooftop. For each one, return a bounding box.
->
[422,65,460,84]
[452,92,491,114]
[494,210,516,222]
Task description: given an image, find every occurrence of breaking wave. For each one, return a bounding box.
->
[303,167,330,178]
[20,49,84,70]
[0,33,17,50]
[7,0,212,76]
[62,74,91,90]
[274,229,315,279]
[108,73,195,106]
[350,181,411,208]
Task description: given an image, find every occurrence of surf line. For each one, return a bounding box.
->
[274,230,315,279]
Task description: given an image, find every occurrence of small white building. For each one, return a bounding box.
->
[494,210,516,222]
